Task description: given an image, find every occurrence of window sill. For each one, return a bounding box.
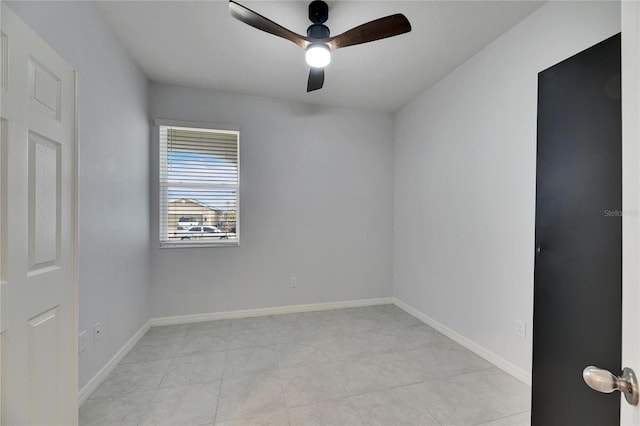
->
[159,240,239,249]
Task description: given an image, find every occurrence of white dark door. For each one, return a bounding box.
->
[532,31,623,425]
[531,4,640,425]
[0,3,77,425]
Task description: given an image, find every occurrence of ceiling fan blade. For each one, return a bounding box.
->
[326,14,411,50]
[307,67,325,92]
[229,1,311,49]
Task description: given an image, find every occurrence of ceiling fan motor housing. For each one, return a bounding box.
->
[307,24,329,38]
[308,0,328,24]
[307,0,329,38]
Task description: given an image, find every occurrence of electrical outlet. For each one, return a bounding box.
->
[93,322,102,341]
[515,320,526,339]
[79,330,87,353]
[290,277,297,288]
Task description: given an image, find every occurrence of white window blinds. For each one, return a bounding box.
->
[159,125,239,247]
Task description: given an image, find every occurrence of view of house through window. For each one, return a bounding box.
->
[159,125,239,246]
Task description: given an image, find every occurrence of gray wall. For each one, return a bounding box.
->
[150,84,394,317]
[7,1,151,388]
[393,1,620,381]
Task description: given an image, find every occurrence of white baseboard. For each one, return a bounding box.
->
[392,297,531,386]
[78,320,151,405]
[150,297,394,326]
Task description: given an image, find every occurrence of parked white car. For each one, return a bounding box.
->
[178,226,225,240]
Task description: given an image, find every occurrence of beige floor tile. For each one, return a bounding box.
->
[178,332,229,356]
[139,380,221,426]
[333,355,403,395]
[408,368,531,426]
[79,391,153,426]
[90,359,171,399]
[280,363,348,407]
[216,374,287,422]
[214,409,289,426]
[224,346,280,378]
[476,412,531,426]
[160,351,226,388]
[381,345,493,384]
[349,386,440,426]
[288,399,364,426]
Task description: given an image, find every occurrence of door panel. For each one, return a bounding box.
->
[0,4,77,425]
[532,33,622,425]
[28,131,61,273]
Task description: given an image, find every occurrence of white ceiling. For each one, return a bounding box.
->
[97,1,544,112]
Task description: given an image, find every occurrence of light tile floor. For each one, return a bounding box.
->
[80,305,531,426]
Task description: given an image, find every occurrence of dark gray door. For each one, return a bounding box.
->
[532,33,622,426]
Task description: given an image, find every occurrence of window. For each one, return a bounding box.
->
[159,124,239,247]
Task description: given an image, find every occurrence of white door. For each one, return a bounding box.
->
[622,1,640,424]
[0,3,77,425]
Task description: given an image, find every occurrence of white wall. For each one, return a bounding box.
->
[7,1,151,389]
[393,1,620,381]
[150,84,393,317]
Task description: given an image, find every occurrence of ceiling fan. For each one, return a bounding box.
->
[228,0,412,92]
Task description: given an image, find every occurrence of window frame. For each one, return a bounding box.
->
[156,119,240,249]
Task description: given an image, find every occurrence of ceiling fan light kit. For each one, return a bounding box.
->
[228,0,411,92]
[305,44,331,68]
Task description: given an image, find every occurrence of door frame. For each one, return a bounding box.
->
[621,2,640,425]
[71,69,79,426]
